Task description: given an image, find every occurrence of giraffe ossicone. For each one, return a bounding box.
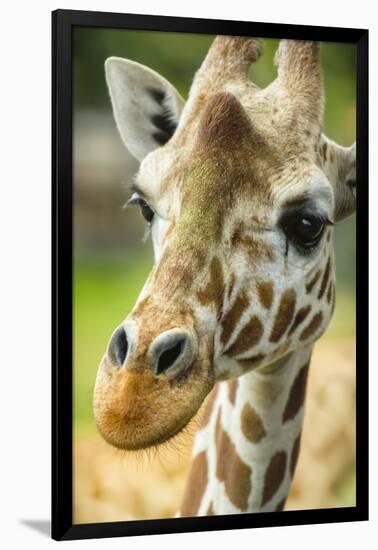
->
[93,36,356,515]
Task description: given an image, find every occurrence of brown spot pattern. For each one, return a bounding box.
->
[180,451,208,516]
[331,286,336,315]
[326,281,333,304]
[215,410,252,510]
[282,363,310,423]
[200,384,219,428]
[290,435,301,477]
[197,256,224,317]
[299,311,323,341]
[269,288,296,342]
[322,141,328,161]
[220,290,249,347]
[230,221,245,248]
[318,258,331,299]
[257,281,274,309]
[288,305,311,335]
[306,269,321,293]
[242,235,274,262]
[227,273,236,301]
[241,403,266,443]
[227,379,238,405]
[262,451,287,506]
[226,315,264,357]
[231,222,274,262]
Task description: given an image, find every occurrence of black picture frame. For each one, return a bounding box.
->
[52,8,369,541]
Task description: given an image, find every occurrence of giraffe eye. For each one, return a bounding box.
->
[281,211,327,252]
[127,196,155,223]
[138,199,155,223]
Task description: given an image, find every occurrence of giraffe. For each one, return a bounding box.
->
[93,36,356,515]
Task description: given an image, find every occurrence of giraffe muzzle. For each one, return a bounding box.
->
[93,323,214,450]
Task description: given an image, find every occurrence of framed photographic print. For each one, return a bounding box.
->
[52,9,368,541]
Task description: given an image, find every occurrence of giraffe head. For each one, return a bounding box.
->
[93,37,356,450]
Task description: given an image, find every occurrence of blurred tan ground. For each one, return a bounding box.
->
[74,337,355,524]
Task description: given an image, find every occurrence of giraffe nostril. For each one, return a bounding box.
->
[108,326,128,367]
[155,337,186,375]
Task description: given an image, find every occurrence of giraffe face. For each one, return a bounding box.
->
[128,94,336,375]
[93,38,355,450]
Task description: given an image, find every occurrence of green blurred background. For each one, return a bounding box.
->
[72,29,356,522]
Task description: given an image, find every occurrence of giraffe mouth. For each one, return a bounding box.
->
[93,353,214,450]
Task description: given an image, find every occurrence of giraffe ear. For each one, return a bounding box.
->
[105,57,185,162]
[331,141,356,222]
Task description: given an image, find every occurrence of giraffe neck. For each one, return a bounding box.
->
[180,345,313,516]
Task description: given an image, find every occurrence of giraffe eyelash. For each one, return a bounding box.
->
[126,193,155,224]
